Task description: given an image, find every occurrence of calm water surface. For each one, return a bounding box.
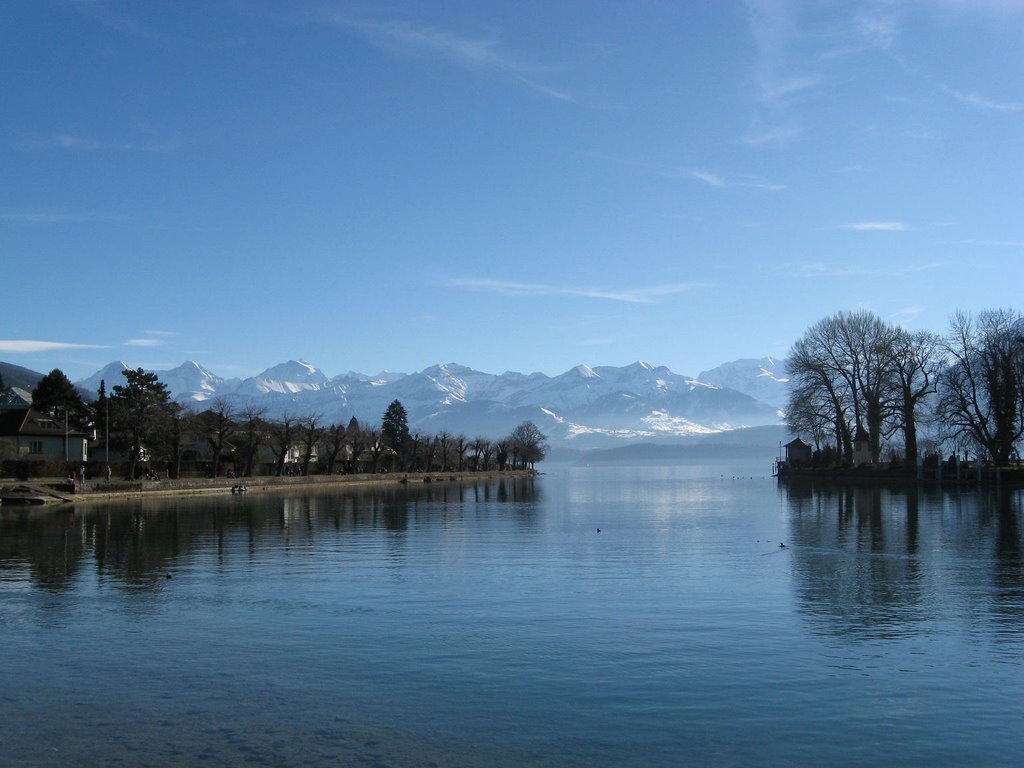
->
[2,462,1022,767]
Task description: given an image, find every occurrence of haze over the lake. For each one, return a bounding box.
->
[2,1,1021,380]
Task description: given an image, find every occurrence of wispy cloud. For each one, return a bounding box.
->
[935,0,1024,18]
[324,14,573,101]
[689,170,727,188]
[963,239,1024,247]
[792,261,946,278]
[124,338,164,348]
[123,330,177,348]
[0,340,107,353]
[687,169,785,191]
[943,86,1024,112]
[744,0,820,113]
[20,133,178,153]
[65,0,148,36]
[888,306,925,324]
[759,74,820,102]
[518,78,576,102]
[0,211,121,223]
[739,122,802,146]
[588,152,784,189]
[741,1,911,146]
[841,221,909,231]
[903,128,939,141]
[854,9,901,51]
[449,277,708,304]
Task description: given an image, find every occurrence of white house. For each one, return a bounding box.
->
[0,407,89,463]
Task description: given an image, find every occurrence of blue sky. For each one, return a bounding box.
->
[2,0,1022,383]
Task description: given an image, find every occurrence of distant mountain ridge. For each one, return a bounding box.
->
[697,357,789,409]
[61,356,789,449]
[0,361,47,392]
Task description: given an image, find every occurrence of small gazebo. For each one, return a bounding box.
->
[783,438,813,467]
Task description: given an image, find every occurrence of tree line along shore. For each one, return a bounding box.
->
[0,366,549,485]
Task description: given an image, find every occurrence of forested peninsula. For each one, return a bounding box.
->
[780,307,1024,481]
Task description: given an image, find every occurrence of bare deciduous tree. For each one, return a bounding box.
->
[237,404,268,477]
[320,422,348,475]
[885,329,941,467]
[297,413,324,476]
[269,413,297,476]
[938,309,1024,464]
[201,398,236,477]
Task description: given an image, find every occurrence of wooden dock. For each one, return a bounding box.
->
[1,483,76,505]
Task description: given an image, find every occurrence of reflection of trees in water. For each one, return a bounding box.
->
[784,483,924,640]
[0,478,541,590]
[0,511,85,591]
[782,481,1024,641]
[991,492,1024,633]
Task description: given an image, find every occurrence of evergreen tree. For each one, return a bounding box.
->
[381,400,410,451]
[95,380,109,450]
[32,368,86,420]
[110,368,174,480]
[346,416,365,473]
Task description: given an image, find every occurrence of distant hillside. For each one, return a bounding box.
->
[0,361,44,391]
[577,425,789,463]
[1,361,93,402]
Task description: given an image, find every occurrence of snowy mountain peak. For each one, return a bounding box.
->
[572,364,599,379]
[237,359,330,396]
[156,360,234,402]
[697,357,789,409]
[257,360,327,382]
[166,360,211,376]
[436,362,476,375]
[75,361,130,393]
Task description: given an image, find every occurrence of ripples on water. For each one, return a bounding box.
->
[1,462,1022,767]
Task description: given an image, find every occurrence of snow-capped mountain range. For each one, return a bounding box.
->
[697,357,789,410]
[74,358,789,449]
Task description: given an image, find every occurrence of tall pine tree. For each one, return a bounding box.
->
[382,400,410,451]
[110,368,174,480]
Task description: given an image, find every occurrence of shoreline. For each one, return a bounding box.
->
[1,470,540,506]
[775,464,1024,489]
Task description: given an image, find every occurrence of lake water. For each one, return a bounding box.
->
[2,461,1022,767]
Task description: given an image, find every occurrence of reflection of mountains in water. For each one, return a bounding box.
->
[782,485,1024,640]
[0,477,541,591]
